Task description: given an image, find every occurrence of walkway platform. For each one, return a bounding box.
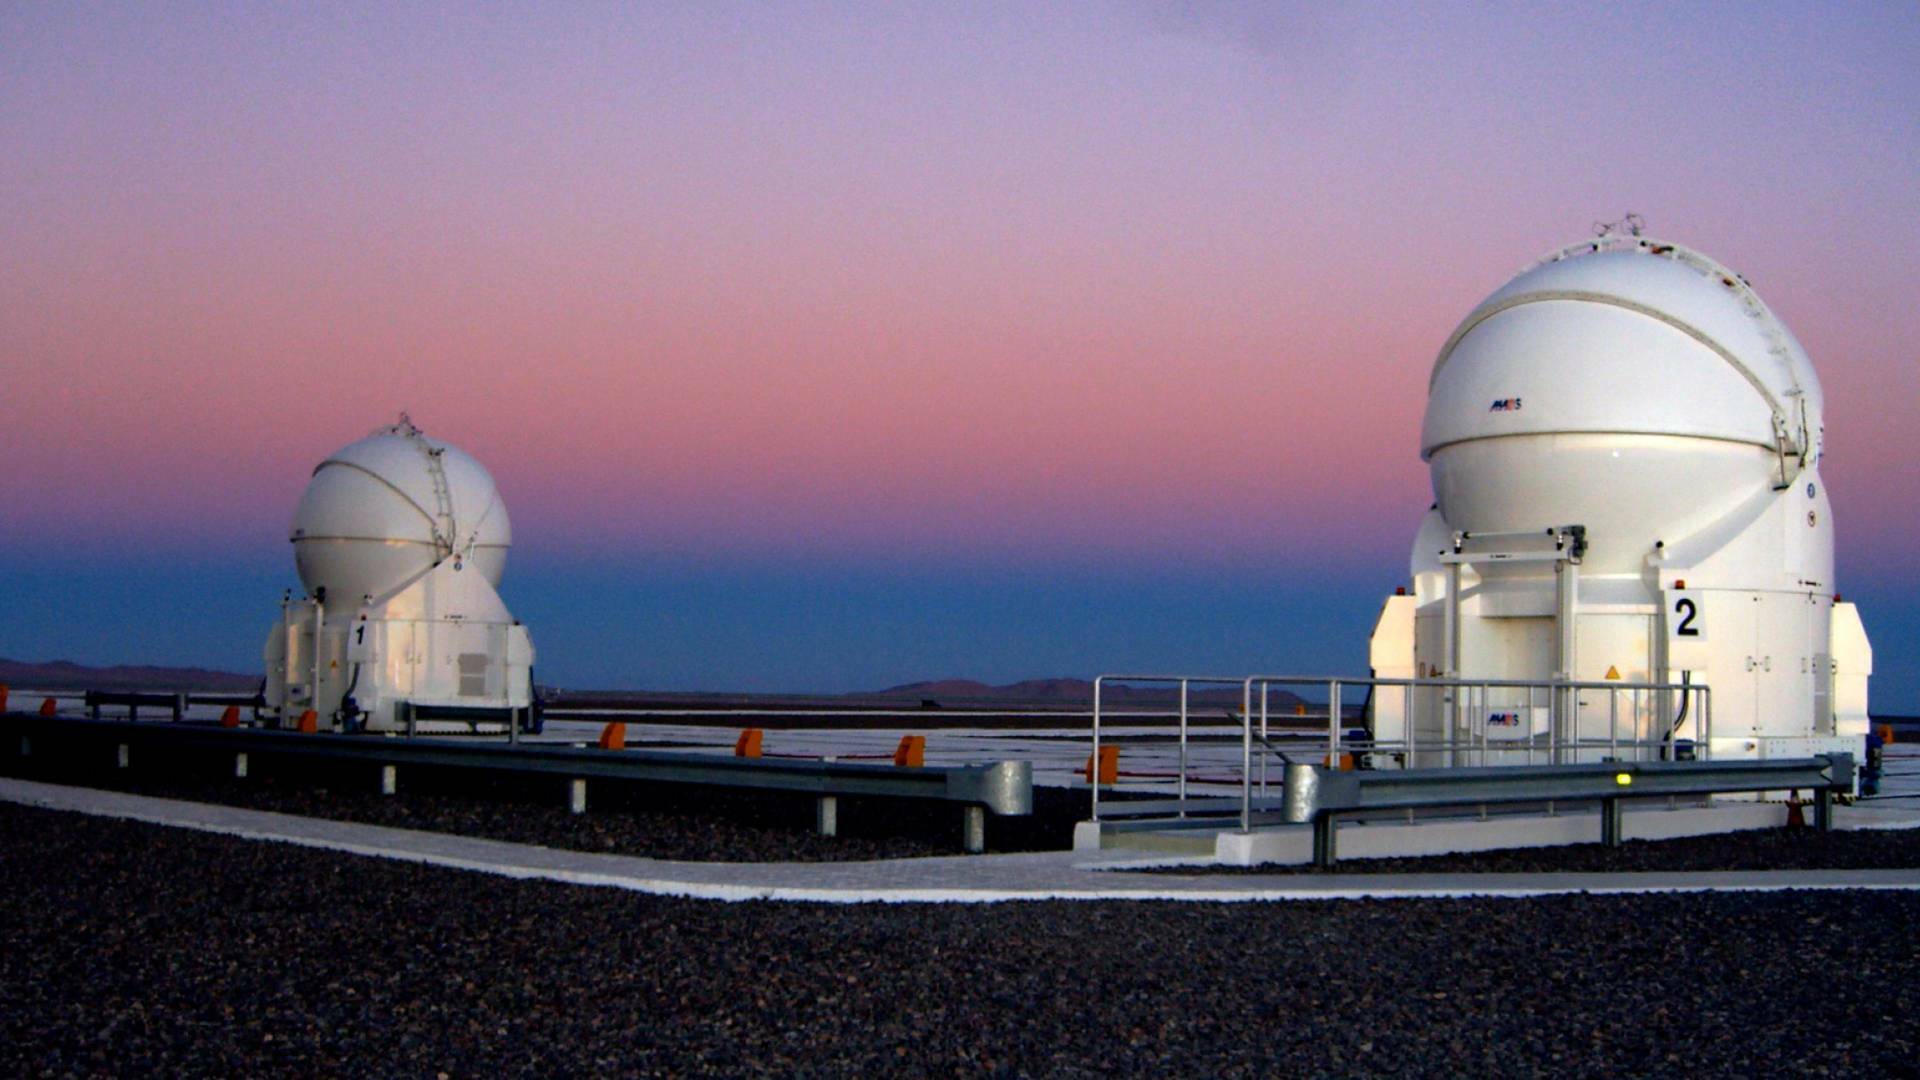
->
[1080,798,1920,866]
[5,778,1918,904]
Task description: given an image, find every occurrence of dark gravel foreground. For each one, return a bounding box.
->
[0,741,1088,861]
[0,802,1912,1077]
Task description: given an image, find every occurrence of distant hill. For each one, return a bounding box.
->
[0,657,258,693]
[875,678,1085,702]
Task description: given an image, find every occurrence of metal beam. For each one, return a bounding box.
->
[1267,755,1853,866]
[4,715,1033,816]
[1291,756,1853,819]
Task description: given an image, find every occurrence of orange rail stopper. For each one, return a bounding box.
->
[734,728,764,758]
[0,683,9,713]
[219,705,242,728]
[296,709,319,733]
[893,735,926,768]
[598,721,627,750]
[1326,751,1355,771]
[1083,745,1119,785]
[39,697,58,717]
[1877,723,1896,745]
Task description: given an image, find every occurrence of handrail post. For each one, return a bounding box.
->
[1404,682,1415,766]
[1091,677,1103,822]
[1177,679,1189,818]
[1478,683,1489,767]
[1703,687,1713,759]
[1327,679,1341,768]
[1525,684,1537,767]
[1259,682,1270,796]
[1634,687,1643,760]
[1241,678,1253,833]
[1549,682,1560,765]
[1609,688,1618,760]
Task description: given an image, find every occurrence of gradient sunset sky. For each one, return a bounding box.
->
[3,3,1916,707]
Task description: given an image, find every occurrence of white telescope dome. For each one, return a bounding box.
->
[1420,236,1824,574]
[289,415,511,604]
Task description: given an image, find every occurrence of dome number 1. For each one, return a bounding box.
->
[347,620,373,661]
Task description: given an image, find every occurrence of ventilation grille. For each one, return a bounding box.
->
[458,653,490,698]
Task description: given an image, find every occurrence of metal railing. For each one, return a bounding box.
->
[84,691,190,723]
[1090,673,1714,831]
[1278,753,1852,867]
[4,713,1032,853]
[1090,675,1259,825]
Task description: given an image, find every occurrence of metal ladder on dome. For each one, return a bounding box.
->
[423,447,456,557]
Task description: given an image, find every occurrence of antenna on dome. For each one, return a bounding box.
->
[1593,212,1646,238]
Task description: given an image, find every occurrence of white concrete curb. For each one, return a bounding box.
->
[6,778,1920,905]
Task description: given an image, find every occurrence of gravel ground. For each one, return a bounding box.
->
[1,801,1913,1077]
[1162,822,1920,874]
[0,740,1089,861]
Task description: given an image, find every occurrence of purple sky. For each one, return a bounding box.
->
[2,3,1916,706]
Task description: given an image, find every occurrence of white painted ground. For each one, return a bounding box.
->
[6,777,1920,905]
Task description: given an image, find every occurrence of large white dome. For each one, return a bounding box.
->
[1420,236,1824,574]
[289,415,511,605]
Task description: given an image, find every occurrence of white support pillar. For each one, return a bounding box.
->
[234,752,249,779]
[1553,556,1579,681]
[1443,562,1463,679]
[816,795,838,837]
[569,778,587,814]
[963,806,986,854]
[1554,555,1580,762]
[312,599,326,724]
[117,743,130,769]
[380,764,397,795]
[1444,559,1464,765]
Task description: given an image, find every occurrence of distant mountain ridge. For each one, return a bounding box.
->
[875,678,1090,702]
[0,656,1295,707]
[0,657,259,693]
[874,678,1299,707]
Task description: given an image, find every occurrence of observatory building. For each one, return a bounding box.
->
[262,416,536,732]
[1369,233,1872,767]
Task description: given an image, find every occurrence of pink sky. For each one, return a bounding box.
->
[2,3,1916,697]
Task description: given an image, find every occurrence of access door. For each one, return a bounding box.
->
[1680,590,1826,740]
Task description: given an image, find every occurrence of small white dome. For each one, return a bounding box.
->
[289,415,511,604]
[1419,237,1826,574]
[1423,236,1822,461]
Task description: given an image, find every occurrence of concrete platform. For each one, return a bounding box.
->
[1079,799,1920,866]
[5,777,1920,904]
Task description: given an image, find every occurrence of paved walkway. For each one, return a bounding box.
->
[6,777,1919,904]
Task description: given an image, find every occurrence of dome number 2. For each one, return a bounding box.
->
[1669,592,1705,642]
